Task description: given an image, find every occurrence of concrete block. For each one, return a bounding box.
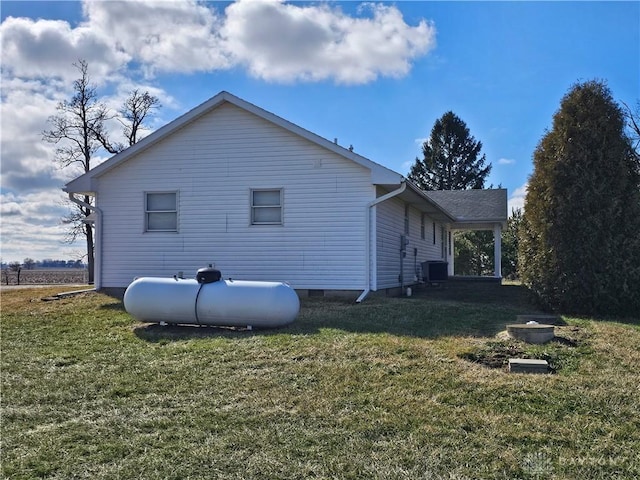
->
[508,358,550,374]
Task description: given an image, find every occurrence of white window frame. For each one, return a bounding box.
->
[250,188,283,225]
[145,191,178,232]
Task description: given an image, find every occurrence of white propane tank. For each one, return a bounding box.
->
[123,270,300,328]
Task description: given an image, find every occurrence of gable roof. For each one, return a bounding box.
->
[63,91,507,228]
[64,91,402,194]
[424,189,508,227]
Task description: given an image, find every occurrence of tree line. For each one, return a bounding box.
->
[1,259,87,286]
[1,259,86,270]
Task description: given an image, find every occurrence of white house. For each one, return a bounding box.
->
[64,91,507,300]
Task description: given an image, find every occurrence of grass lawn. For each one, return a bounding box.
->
[2,285,639,479]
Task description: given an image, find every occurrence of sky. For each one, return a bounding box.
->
[1,1,638,264]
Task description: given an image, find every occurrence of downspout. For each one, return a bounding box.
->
[356,181,407,303]
[67,193,102,290]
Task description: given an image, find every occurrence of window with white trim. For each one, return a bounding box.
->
[251,189,283,225]
[145,192,178,232]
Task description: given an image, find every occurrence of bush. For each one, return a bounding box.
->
[519,80,640,316]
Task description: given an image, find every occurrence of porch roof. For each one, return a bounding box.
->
[424,189,508,229]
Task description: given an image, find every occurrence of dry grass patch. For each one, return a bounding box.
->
[2,287,639,479]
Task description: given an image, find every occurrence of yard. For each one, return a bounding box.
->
[1,285,639,479]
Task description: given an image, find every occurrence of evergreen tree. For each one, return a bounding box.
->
[501,208,523,279]
[409,111,494,276]
[409,111,491,190]
[519,80,640,316]
[454,230,494,276]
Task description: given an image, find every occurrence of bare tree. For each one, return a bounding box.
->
[43,60,162,284]
[43,60,109,283]
[122,89,161,147]
[97,89,161,154]
[23,258,36,270]
[8,262,21,285]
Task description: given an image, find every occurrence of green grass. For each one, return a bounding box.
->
[2,286,639,479]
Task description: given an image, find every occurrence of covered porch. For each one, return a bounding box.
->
[424,189,508,280]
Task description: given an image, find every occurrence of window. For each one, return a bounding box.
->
[420,214,425,240]
[251,189,282,225]
[145,192,177,232]
[433,222,436,244]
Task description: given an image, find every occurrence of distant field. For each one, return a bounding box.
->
[2,268,88,285]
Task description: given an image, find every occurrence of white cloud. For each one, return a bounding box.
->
[400,159,415,173]
[498,157,515,165]
[222,0,435,84]
[2,0,434,84]
[83,0,230,76]
[0,0,436,261]
[0,16,128,82]
[0,79,68,192]
[0,190,85,263]
[508,182,528,213]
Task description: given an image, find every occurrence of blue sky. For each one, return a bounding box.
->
[1,1,638,263]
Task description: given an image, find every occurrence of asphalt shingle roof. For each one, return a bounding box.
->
[424,189,507,224]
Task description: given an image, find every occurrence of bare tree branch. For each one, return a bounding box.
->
[621,100,640,155]
[42,60,111,172]
[121,89,161,147]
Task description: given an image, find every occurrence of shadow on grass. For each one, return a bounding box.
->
[413,282,541,309]
[100,301,125,311]
[133,284,542,343]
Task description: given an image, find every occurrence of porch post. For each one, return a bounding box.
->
[448,230,454,276]
[493,224,502,278]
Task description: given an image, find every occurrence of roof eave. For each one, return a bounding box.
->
[64,175,96,195]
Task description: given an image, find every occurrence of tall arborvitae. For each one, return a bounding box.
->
[519,80,640,316]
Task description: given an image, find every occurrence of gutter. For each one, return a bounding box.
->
[356,181,407,303]
[67,193,102,290]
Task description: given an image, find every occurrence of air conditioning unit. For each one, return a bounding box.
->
[422,261,448,282]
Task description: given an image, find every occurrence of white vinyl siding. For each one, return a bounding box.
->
[96,103,372,289]
[375,190,447,289]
